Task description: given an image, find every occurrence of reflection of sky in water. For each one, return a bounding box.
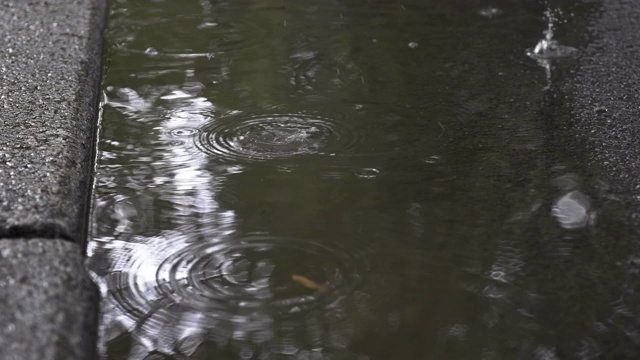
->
[91,232,362,358]
[89,83,366,358]
[157,88,229,229]
[95,81,236,235]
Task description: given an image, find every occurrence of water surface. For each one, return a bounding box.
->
[88,0,640,359]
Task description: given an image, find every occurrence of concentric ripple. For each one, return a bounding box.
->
[168,127,200,138]
[108,7,269,63]
[158,237,363,312]
[526,39,579,61]
[102,234,366,328]
[196,113,363,162]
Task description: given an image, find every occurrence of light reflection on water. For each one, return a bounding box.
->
[89,0,640,359]
[89,232,368,359]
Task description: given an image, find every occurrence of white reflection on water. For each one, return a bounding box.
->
[107,87,152,113]
[92,231,365,358]
[90,81,368,358]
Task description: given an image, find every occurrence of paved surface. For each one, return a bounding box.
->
[0,0,106,359]
[0,0,105,242]
[561,0,640,219]
[0,239,98,360]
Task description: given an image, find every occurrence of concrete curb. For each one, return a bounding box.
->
[0,0,106,243]
[0,239,99,360]
[0,0,107,358]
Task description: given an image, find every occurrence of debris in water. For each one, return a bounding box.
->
[291,274,329,293]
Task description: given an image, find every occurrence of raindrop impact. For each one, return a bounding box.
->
[526,8,578,61]
[196,113,363,162]
[93,234,367,356]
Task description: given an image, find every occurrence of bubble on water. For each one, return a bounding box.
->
[408,42,418,49]
[551,190,592,229]
[168,127,199,138]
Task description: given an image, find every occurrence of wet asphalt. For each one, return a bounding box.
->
[560,0,640,216]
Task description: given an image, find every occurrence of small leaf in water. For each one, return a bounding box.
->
[291,274,329,293]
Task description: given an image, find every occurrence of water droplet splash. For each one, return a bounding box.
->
[527,38,578,61]
[526,7,578,61]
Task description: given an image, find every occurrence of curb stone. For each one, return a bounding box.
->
[0,239,98,360]
[0,0,107,243]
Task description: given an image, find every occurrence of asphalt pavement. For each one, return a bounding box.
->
[560,0,640,214]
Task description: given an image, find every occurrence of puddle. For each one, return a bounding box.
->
[90,0,640,359]
[88,231,369,358]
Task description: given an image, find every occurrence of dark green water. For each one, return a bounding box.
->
[88,0,640,359]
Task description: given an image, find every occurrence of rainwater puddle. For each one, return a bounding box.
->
[89,0,640,359]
